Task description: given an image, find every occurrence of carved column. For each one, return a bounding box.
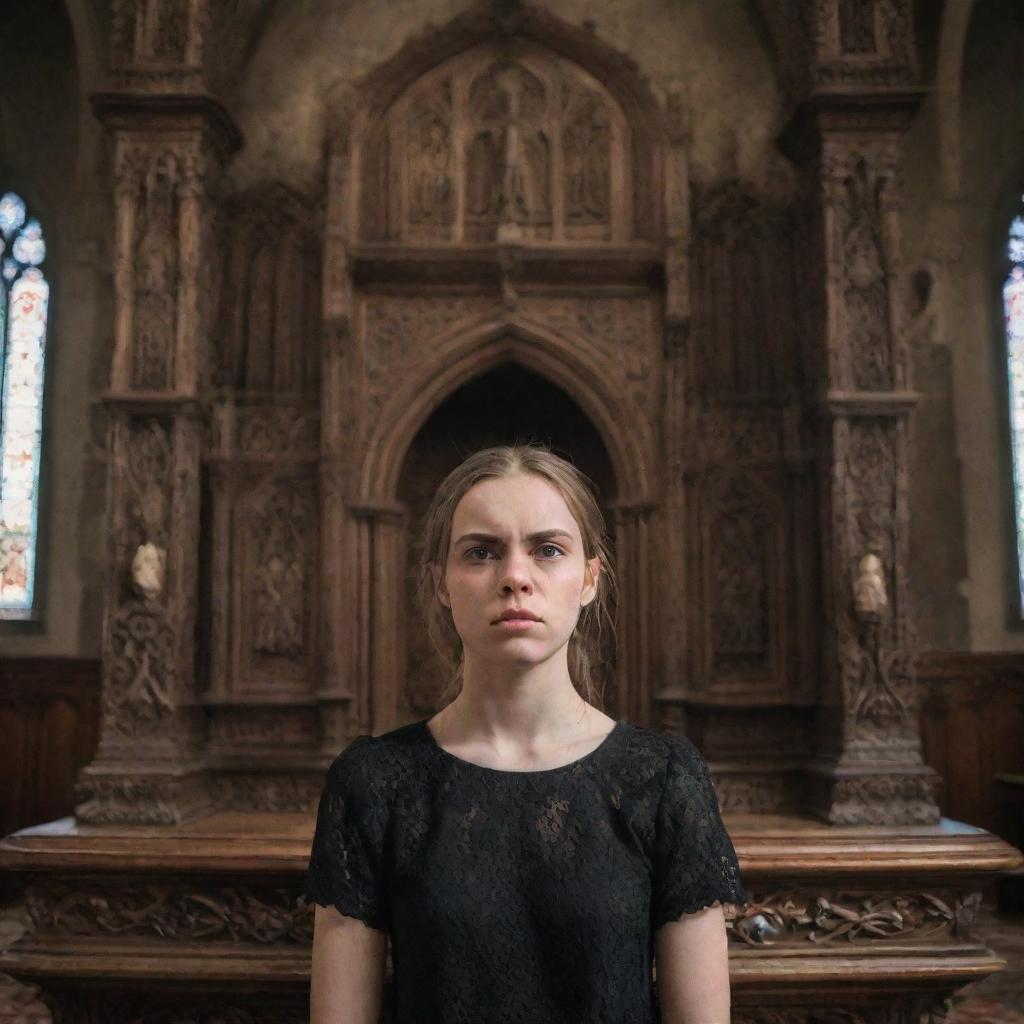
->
[75,2,241,822]
[779,0,941,824]
[316,89,360,750]
[654,84,692,735]
[611,501,655,728]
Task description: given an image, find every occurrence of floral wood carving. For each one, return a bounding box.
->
[834,156,893,390]
[246,482,315,659]
[729,889,980,946]
[823,772,940,826]
[103,599,177,741]
[27,882,313,945]
[210,773,323,813]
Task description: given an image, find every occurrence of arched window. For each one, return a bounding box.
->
[0,191,49,619]
[1006,197,1024,616]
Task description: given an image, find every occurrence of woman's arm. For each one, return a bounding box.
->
[310,904,388,1024]
[654,902,731,1024]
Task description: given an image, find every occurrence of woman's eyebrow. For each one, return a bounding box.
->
[454,529,574,546]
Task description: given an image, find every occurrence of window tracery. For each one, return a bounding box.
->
[0,191,49,618]
[1004,198,1024,614]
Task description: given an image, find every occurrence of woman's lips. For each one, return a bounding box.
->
[494,619,540,632]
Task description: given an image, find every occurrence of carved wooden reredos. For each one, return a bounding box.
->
[80,2,941,829]
[357,42,656,244]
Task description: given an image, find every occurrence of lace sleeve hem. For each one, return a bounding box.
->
[301,882,389,933]
[651,892,750,931]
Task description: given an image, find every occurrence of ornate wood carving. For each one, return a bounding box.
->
[741,0,938,826]
[26,880,313,945]
[130,152,180,389]
[701,470,786,690]
[2,813,1017,1024]
[209,773,323,813]
[364,41,635,244]
[732,1002,952,1024]
[730,888,981,946]
[80,92,239,825]
[217,185,321,395]
[755,0,917,104]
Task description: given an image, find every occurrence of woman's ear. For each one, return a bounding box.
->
[581,556,602,608]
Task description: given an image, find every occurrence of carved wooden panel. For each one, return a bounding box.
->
[699,469,787,694]
[217,185,321,395]
[365,43,635,244]
[0,659,101,837]
[918,652,1024,836]
[690,183,802,396]
[230,473,319,695]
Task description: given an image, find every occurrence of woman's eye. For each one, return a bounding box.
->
[538,544,564,558]
[466,547,491,560]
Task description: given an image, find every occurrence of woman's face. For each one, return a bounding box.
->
[436,472,601,669]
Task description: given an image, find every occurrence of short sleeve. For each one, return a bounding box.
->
[302,735,390,932]
[651,735,748,930]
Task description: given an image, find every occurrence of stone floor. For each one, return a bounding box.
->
[0,897,1022,1022]
[945,898,1024,1024]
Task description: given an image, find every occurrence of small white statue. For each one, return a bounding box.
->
[853,553,887,619]
[131,542,166,601]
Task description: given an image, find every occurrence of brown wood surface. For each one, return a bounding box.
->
[918,652,1024,839]
[2,809,1020,878]
[0,658,101,839]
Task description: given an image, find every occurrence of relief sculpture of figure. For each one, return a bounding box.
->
[132,158,178,387]
[853,552,887,620]
[409,116,453,226]
[131,542,166,601]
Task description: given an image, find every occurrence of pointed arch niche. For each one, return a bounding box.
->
[396,361,617,717]
[316,12,679,750]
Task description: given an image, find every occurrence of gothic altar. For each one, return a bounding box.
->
[1,1,1021,1021]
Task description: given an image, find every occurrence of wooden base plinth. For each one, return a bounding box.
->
[1,812,1020,1023]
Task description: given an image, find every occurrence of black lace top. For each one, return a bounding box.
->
[302,718,747,1024]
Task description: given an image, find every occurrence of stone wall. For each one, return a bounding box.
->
[901,0,1024,651]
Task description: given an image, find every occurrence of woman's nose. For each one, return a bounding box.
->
[498,552,533,592]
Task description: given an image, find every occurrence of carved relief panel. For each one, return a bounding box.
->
[364,43,641,244]
[684,184,818,707]
[204,404,322,702]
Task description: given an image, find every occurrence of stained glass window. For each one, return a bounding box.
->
[0,191,49,619]
[1006,198,1024,616]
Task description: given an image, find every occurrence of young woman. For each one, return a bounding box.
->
[304,444,747,1023]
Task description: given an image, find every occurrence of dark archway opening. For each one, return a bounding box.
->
[396,360,618,719]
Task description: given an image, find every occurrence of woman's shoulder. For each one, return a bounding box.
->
[618,721,705,760]
[612,721,711,786]
[326,720,434,782]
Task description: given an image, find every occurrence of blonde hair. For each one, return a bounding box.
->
[414,443,618,712]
